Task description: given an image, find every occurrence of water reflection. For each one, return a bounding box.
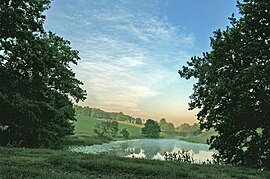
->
[69,139,216,163]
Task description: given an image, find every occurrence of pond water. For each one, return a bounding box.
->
[69,139,216,163]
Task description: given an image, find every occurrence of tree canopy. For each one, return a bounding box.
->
[94,120,119,141]
[142,119,161,138]
[0,0,86,148]
[120,128,129,139]
[74,105,143,124]
[176,123,201,136]
[179,0,270,169]
[159,118,175,132]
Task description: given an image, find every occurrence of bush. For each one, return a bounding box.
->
[120,128,129,139]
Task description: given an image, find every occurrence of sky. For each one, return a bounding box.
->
[44,0,239,126]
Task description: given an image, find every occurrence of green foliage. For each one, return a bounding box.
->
[142,119,161,138]
[66,115,107,146]
[74,105,143,124]
[69,115,145,145]
[0,0,86,148]
[111,121,119,137]
[177,129,217,144]
[176,123,201,136]
[179,0,270,169]
[159,118,175,132]
[176,123,191,132]
[71,115,202,145]
[120,128,129,139]
[135,118,142,124]
[1,147,269,179]
[94,120,119,141]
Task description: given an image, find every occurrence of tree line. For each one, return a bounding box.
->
[75,105,201,136]
[74,105,143,124]
[175,123,201,136]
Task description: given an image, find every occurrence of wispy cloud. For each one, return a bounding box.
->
[45,0,194,119]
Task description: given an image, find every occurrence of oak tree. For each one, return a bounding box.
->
[179,0,270,169]
[0,0,86,148]
[142,119,161,138]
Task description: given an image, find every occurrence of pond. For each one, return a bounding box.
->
[68,139,216,163]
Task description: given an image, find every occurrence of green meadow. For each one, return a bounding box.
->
[1,147,269,179]
[66,114,171,146]
[1,115,269,179]
[2,114,267,179]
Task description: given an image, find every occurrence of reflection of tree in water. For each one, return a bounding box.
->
[133,148,141,154]
[71,139,215,163]
[121,139,211,158]
[118,143,143,157]
[141,143,160,159]
[163,150,213,164]
[118,142,129,156]
[164,150,194,163]
[107,142,130,157]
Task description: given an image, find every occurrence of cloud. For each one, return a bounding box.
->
[46,0,194,119]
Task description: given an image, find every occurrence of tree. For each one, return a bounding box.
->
[159,118,175,132]
[94,121,119,141]
[179,0,270,169]
[176,123,192,133]
[176,123,193,137]
[111,121,119,137]
[159,118,167,126]
[135,118,142,124]
[120,128,129,139]
[176,123,201,136]
[191,123,202,135]
[142,119,161,138]
[0,0,86,148]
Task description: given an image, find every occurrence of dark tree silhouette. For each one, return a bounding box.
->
[179,0,270,169]
[142,119,161,138]
[120,128,129,139]
[0,0,86,148]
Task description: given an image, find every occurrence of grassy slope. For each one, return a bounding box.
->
[68,114,217,146]
[176,130,218,144]
[66,115,102,145]
[66,115,171,145]
[1,147,269,179]
[74,114,145,138]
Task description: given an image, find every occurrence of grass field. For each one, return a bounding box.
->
[66,114,172,145]
[65,115,103,146]
[66,114,216,145]
[0,147,269,179]
[74,114,145,138]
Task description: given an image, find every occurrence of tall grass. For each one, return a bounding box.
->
[0,147,269,179]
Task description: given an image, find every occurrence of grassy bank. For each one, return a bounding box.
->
[0,147,269,179]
